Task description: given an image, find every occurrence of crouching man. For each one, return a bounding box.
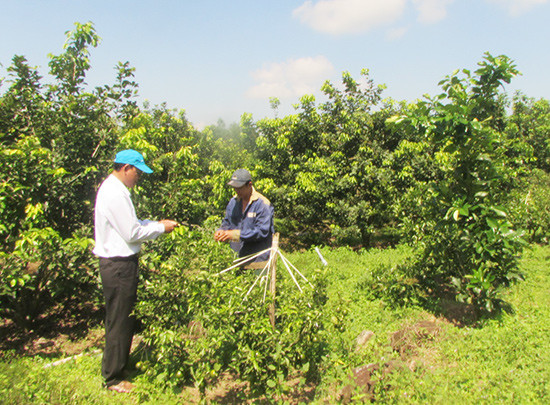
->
[214,169,274,268]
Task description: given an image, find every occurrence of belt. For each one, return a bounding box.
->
[100,254,139,262]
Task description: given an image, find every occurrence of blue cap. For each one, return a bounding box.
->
[114,149,153,173]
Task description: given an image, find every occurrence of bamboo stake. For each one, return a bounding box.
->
[243,259,270,302]
[279,252,304,293]
[216,247,271,275]
[214,233,314,328]
[262,265,270,302]
[315,247,328,266]
[278,250,314,288]
[262,250,277,302]
[233,248,271,264]
[269,233,279,328]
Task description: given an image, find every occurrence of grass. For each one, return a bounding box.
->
[1,244,549,403]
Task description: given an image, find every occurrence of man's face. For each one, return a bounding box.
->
[123,165,142,188]
[233,182,252,200]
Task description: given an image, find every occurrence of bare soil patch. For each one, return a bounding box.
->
[177,372,317,404]
[338,316,449,403]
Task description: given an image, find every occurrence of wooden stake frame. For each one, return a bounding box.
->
[215,233,313,328]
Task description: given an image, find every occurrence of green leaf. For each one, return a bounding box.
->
[491,207,507,217]
[486,217,498,230]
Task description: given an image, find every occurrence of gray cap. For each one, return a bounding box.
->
[227,169,252,188]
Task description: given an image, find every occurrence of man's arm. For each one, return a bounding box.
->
[104,193,167,242]
[214,198,240,242]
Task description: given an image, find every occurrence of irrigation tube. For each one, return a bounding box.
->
[43,349,102,369]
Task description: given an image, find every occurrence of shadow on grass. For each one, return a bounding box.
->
[0,297,104,358]
[419,287,516,328]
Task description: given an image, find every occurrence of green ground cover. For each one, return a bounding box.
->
[1,244,548,404]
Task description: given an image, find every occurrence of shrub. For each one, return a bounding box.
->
[135,223,328,398]
[389,53,526,313]
[0,221,97,329]
[506,169,550,244]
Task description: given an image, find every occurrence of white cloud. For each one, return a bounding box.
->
[247,56,335,100]
[412,0,454,23]
[292,0,407,35]
[386,25,409,40]
[486,0,549,15]
[291,0,547,39]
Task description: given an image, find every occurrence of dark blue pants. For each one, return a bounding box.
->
[99,255,139,387]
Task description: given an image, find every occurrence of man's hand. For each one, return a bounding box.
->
[160,219,179,233]
[214,229,232,242]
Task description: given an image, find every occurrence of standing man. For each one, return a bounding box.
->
[214,169,274,267]
[93,149,178,393]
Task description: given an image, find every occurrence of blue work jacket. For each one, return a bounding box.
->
[219,187,274,262]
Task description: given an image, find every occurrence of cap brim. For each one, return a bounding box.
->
[228,180,246,188]
[135,163,153,174]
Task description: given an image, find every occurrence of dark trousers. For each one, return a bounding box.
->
[99,255,139,387]
[239,234,273,262]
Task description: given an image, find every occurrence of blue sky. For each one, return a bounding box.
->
[1,0,549,128]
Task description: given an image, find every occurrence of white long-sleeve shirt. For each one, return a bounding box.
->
[93,174,165,258]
